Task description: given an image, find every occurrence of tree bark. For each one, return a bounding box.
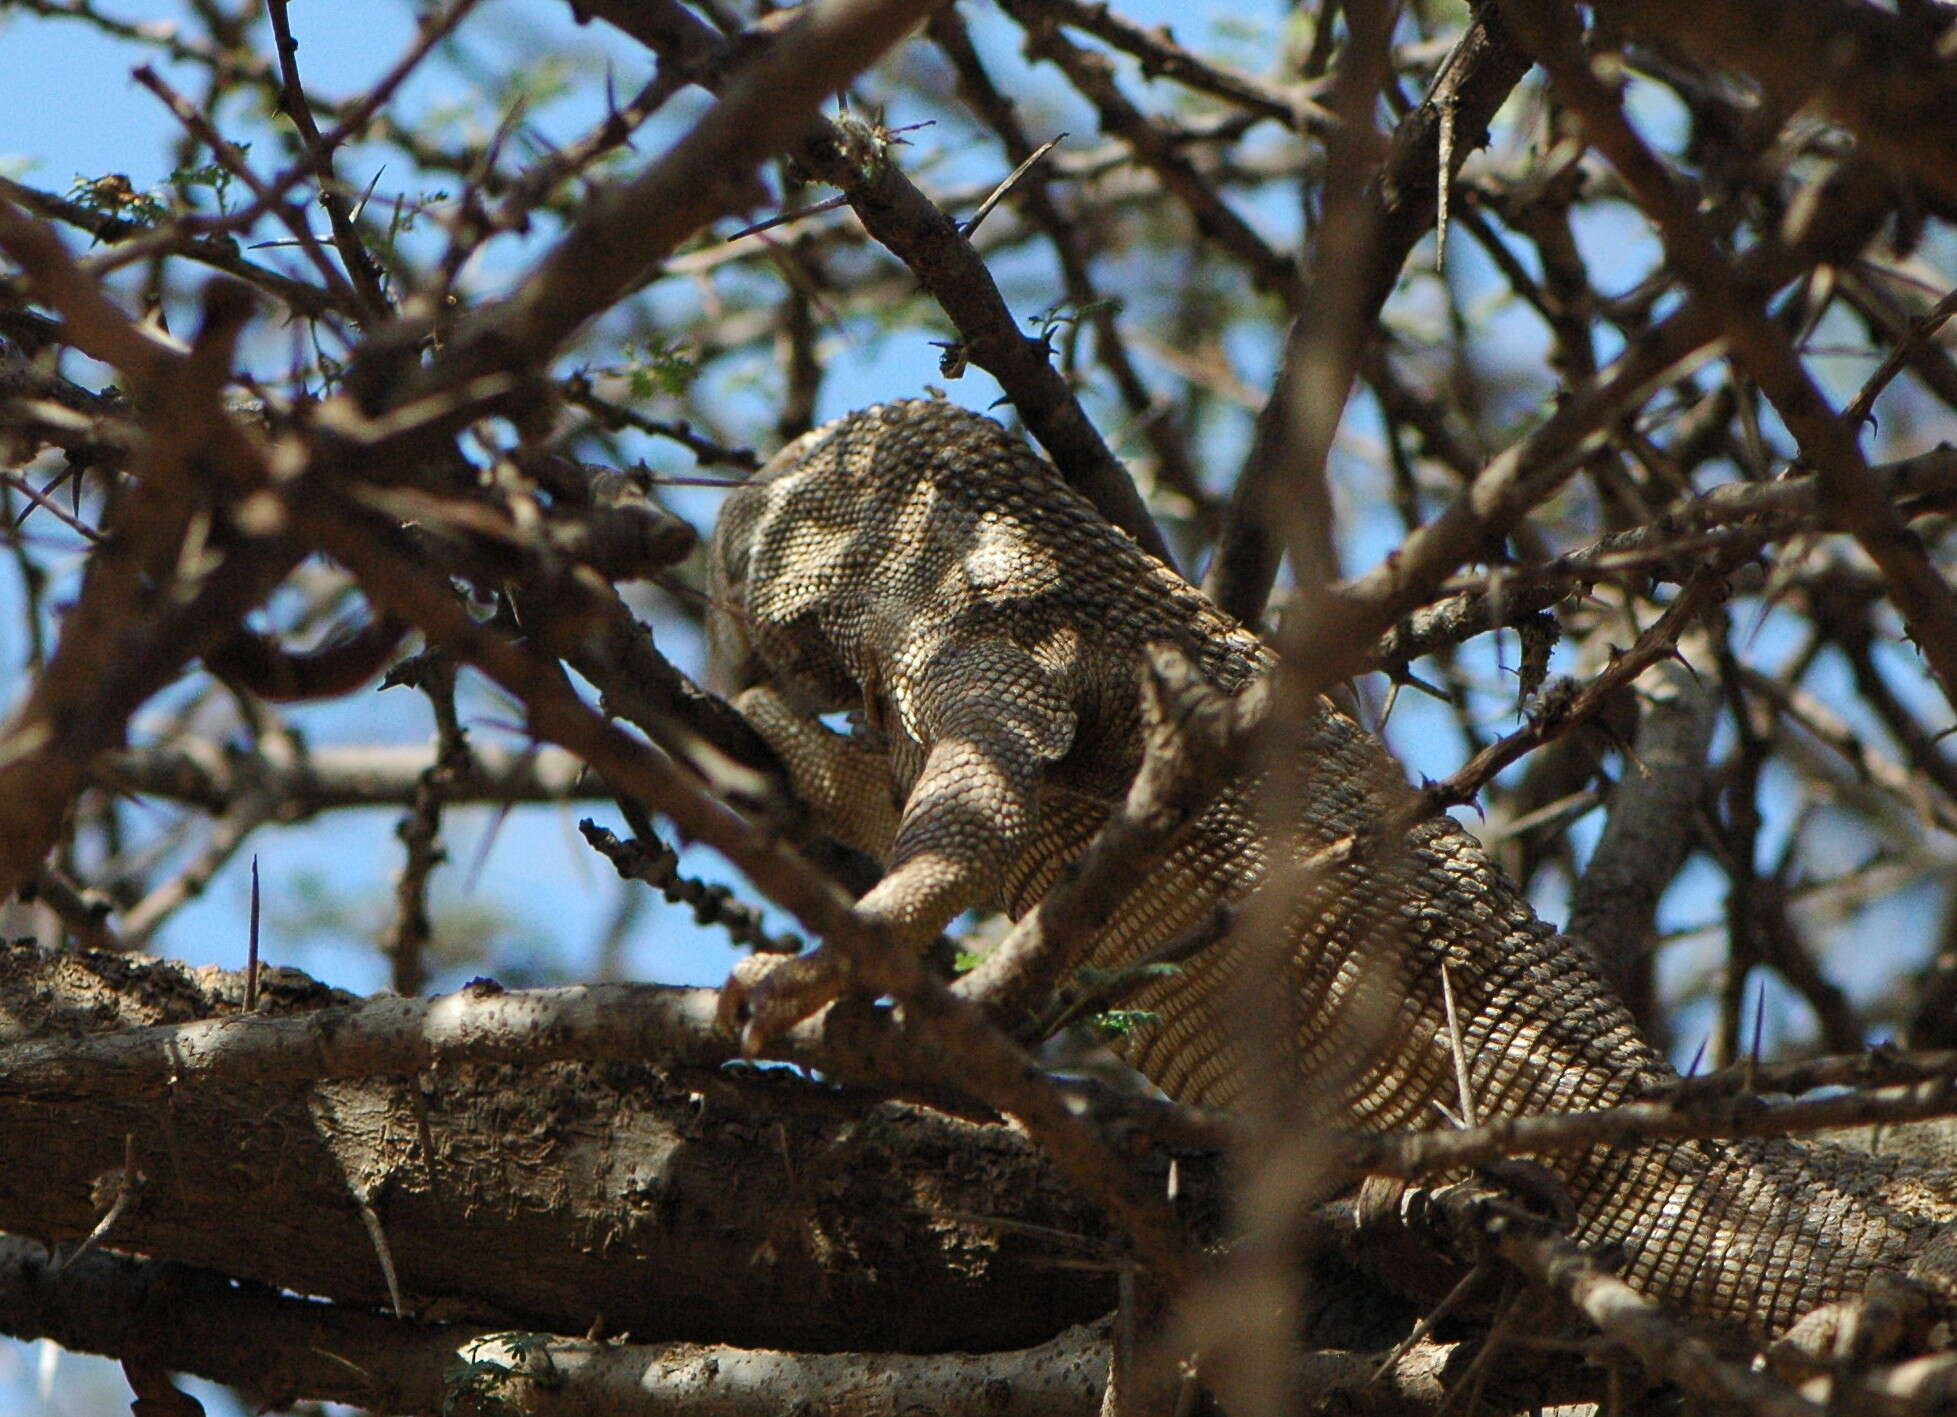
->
[0,942,1116,1353]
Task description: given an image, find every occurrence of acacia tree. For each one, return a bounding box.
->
[7,0,1957,1412]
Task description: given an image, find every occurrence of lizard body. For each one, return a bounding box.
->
[708,398,1955,1338]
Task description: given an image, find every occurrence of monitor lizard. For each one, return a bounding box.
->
[705,397,1957,1343]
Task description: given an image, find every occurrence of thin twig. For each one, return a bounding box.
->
[959,134,1066,237]
[1843,281,1957,427]
[244,856,261,1013]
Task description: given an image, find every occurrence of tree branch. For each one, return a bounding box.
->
[0,1237,1111,1416]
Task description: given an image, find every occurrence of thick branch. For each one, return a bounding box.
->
[0,944,1120,1353]
[0,1238,1110,1416]
[1565,654,1719,1025]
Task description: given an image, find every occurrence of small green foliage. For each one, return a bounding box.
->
[443,1332,560,1414]
[953,950,988,973]
[442,1356,519,1415]
[1091,1008,1160,1038]
[1057,960,1181,1038]
[67,173,167,226]
[388,193,445,239]
[499,1331,558,1358]
[1030,297,1123,343]
[373,189,446,268]
[621,336,701,399]
[171,150,246,213]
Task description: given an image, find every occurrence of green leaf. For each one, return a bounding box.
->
[67,173,167,226]
[1091,1008,1161,1038]
[619,336,701,398]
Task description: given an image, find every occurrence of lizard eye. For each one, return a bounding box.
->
[860,695,892,741]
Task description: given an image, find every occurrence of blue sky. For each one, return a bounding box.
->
[4,0,1954,1410]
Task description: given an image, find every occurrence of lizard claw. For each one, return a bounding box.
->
[716,947,851,1057]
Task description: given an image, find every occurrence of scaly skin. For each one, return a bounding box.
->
[708,398,1955,1338]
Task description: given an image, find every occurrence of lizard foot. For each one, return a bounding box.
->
[716,947,852,1056]
[1769,1271,1932,1374]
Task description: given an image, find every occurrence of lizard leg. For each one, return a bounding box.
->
[718,728,1054,1051]
[720,643,1077,1053]
[715,687,899,1052]
[733,685,902,860]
